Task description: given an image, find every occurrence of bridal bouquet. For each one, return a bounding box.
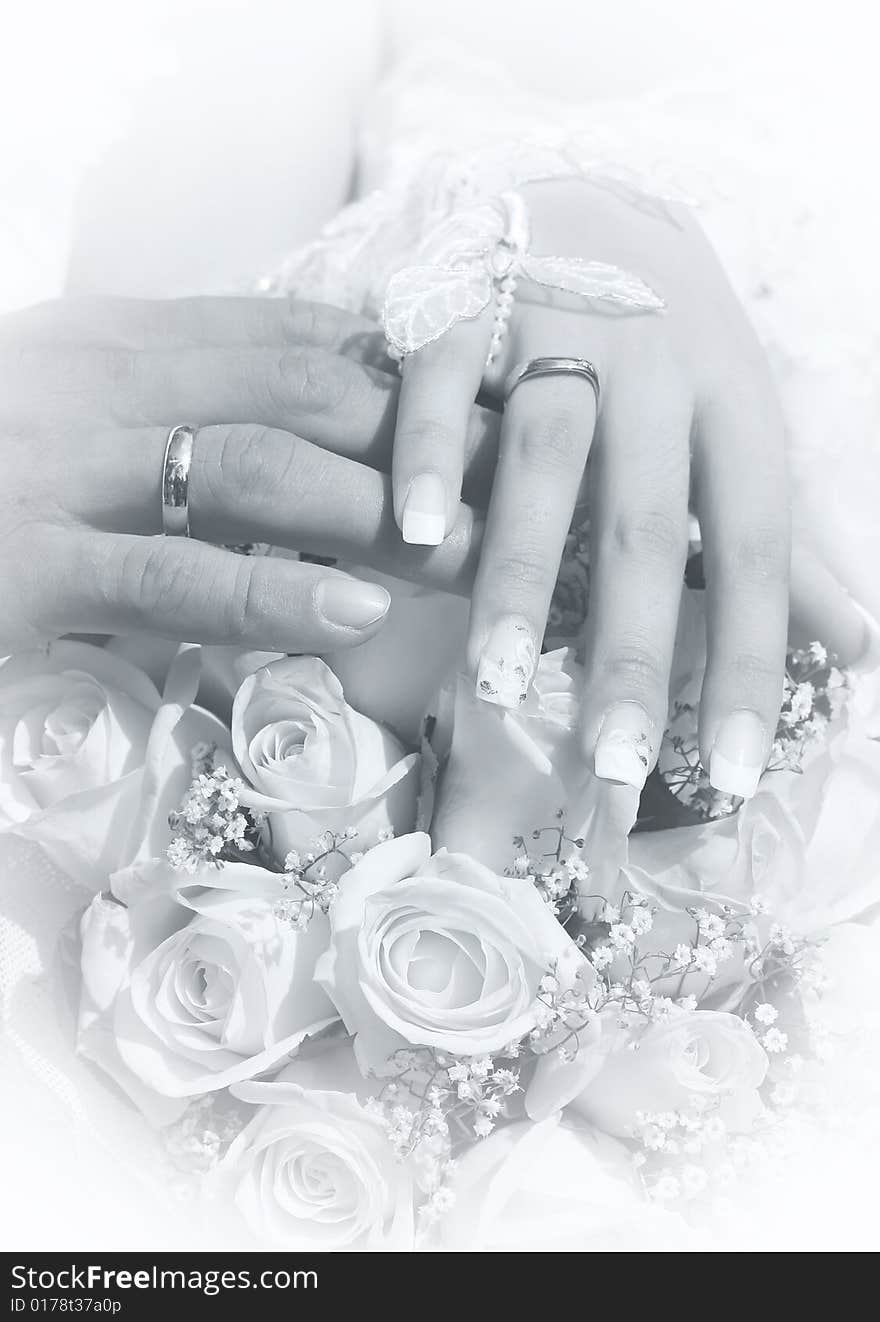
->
[3,564,880,1252]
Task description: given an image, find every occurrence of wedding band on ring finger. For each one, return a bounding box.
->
[161,424,196,537]
[503,357,601,408]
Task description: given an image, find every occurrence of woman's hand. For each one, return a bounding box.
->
[390,177,793,797]
[0,295,489,655]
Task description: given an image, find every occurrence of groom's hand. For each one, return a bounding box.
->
[0,295,491,654]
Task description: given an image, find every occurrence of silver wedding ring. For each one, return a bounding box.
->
[503,356,600,407]
[161,425,196,537]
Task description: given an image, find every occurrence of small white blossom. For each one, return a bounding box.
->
[699,913,726,941]
[479,1096,503,1118]
[591,945,614,971]
[672,944,693,969]
[566,856,590,883]
[630,906,654,936]
[753,1003,778,1025]
[762,1027,789,1054]
[691,946,718,977]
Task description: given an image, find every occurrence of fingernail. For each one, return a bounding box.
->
[402,472,447,546]
[594,702,653,790]
[709,710,766,799]
[316,577,391,630]
[476,616,537,708]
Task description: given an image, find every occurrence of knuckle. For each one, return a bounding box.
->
[216,425,301,505]
[609,507,685,563]
[726,650,783,692]
[514,411,585,473]
[603,640,667,693]
[282,299,344,348]
[734,524,790,586]
[119,542,194,622]
[398,415,461,459]
[491,550,548,594]
[224,556,264,641]
[277,347,342,416]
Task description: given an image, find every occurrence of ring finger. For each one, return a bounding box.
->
[68,422,483,596]
[467,370,597,706]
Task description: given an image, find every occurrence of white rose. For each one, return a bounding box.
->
[430,649,638,888]
[77,857,336,1109]
[527,1009,768,1136]
[231,656,419,865]
[315,833,593,1073]
[0,641,226,887]
[435,1114,695,1251]
[219,1043,415,1250]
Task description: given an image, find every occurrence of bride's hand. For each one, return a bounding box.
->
[390,178,795,797]
[0,296,491,654]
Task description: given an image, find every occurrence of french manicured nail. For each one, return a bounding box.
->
[594,702,653,790]
[401,472,447,546]
[709,710,766,798]
[476,616,537,708]
[316,577,391,630]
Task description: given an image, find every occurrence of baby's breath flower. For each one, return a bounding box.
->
[753,1003,778,1025]
[492,1069,519,1094]
[691,946,719,978]
[609,923,636,950]
[762,1027,789,1054]
[566,856,590,884]
[672,944,694,970]
[168,757,256,872]
[630,906,654,936]
[699,913,725,941]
